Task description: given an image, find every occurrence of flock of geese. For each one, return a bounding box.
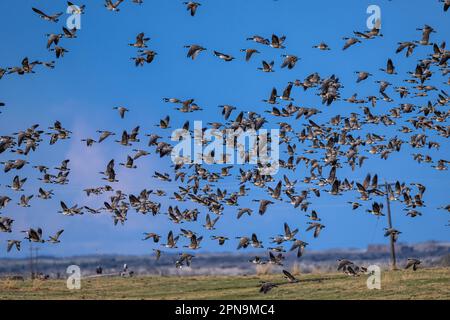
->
[0,1,449,294]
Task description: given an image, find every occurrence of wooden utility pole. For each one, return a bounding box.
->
[34,247,40,276]
[29,242,34,279]
[384,182,397,270]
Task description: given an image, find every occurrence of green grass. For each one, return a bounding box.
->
[1,268,449,300]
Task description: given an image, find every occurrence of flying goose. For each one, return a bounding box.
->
[0,196,11,210]
[183,2,201,16]
[253,199,274,215]
[342,37,361,50]
[355,71,372,83]
[0,218,14,233]
[313,42,331,50]
[32,7,63,22]
[246,35,269,45]
[384,228,401,242]
[184,234,203,250]
[162,231,178,248]
[240,48,260,61]
[203,213,220,230]
[7,240,21,252]
[6,176,26,191]
[416,25,435,45]
[405,258,421,271]
[289,239,308,258]
[67,1,86,14]
[48,230,64,243]
[113,106,129,119]
[282,270,299,283]
[259,282,277,294]
[258,60,274,72]
[281,55,299,69]
[22,228,45,243]
[251,233,263,248]
[270,34,286,49]
[306,222,325,238]
[184,45,206,60]
[18,195,33,207]
[380,58,397,75]
[129,33,150,48]
[396,42,417,57]
[105,0,123,11]
[440,0,450,11]
[236,236,250,249]
[283,222,298,241]
[210,235,229,245]
[213,51,235,62]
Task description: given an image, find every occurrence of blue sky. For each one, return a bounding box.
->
[0,0,449,258]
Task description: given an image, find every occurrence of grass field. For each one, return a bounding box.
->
[0,268,449,300]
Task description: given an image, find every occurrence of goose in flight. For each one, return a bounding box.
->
[105,0,123,12]
[366,202,384,216]
[283,222,298,241]
[81,138,96,146]
[213,51,235,62]
[289,239,308,258]
[0,218,14,233]
[7,240,21,252]
[281,55,299,69]
[97,130,115,143]
[342,37,361,50]
[18,195,33,207]
[210,235,229,245]
[62,27,78,39]
[270,34,286,49]
[6,176,27,192]
[355,71,372,83]
[185,45,206,60]
[251,233,263,248]
[253,199,274,215]
[405,258,421,271]
[396,42,417,57]
[282,270,299,283]
[384,228,401,242]
[32,7,63,22]
[46,33,63,49]
[162,231,178,249]
[236,236,250,250]
[237,207,253,219]
[313,42,331,50]
[113,106,129,119]
[246,35,269,45]
[380,58,397,75]
[257,60,275,72]
[67,2,86,15]
[153,249,161,261]
[416,25,435,45]
[0,196,11,210]
[48,230,64,243]
[306,222,325,238]
[138,50,157,64]
[184,234,203,250]
[440,0,450,11]
[183,2,201,16]
[129,33,150,48]
[203,214,220,230]
[22,228,45,243]
[50,46,69,59]
[240,48,260,61]
[120,156,137,169]
[259,282,277,294]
